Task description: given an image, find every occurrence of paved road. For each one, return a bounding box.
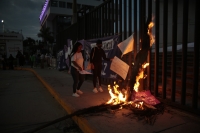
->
[0,70,82,133]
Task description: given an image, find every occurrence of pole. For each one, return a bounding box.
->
[1,20,4,33]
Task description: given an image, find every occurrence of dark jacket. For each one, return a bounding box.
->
[90,47,110,64]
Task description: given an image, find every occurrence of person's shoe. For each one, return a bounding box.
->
[72,93,80,97]
[93,88,98,93]
[76,90,83,95]
[98,87,103,92]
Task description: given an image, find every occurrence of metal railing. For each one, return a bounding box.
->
[56,0,200,114]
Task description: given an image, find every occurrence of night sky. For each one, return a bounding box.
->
[0,0,44,40]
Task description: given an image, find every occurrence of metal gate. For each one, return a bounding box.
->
[56,0,200,114]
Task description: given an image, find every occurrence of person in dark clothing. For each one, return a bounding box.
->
[8,54,14,69]
[2,53,7,70]
[17,51,24,67]
[90,40,112,93]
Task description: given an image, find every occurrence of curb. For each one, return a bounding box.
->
[16,67,98,133]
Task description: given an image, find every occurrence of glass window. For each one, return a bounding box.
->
[59,1,65,8]
[51,1,58,7]
[67,2,72,9]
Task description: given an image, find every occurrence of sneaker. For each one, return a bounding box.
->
[93,88,98,93]
[98,87,103,92]
[72,93,80,97]
[76,90,83,95]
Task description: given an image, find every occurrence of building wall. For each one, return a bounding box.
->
[39,0,103,41]
[0,33,23,58]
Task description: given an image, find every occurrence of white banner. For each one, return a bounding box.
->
[110,56,129,80]
[117,34,134,57]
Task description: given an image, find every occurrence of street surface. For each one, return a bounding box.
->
[0,69,82,133]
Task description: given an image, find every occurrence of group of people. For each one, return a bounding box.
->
[0,51,23,70]
[69,40,112,97]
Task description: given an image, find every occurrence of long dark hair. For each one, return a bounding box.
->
[70,42,83,57]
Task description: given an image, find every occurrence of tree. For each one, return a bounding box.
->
[23,37,35,47]
[37,27,54,54]
[37,27,54,45]
[23,37,37,54]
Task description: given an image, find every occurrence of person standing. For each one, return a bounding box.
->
[40,53,45,69]
[8,54,14,69]
[90,40,112,93]
[70,42,85,97]
[2,53,7,70]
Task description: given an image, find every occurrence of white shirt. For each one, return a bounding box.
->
[71,52,84,70]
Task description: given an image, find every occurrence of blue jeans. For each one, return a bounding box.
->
[71,66,85,93]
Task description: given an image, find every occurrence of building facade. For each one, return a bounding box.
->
[39,0,104,41]
[0,33,23,58]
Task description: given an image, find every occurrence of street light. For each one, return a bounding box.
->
[1,20,4,33]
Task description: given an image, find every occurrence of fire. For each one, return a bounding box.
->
[134,101,144,110]
[106,82,126,105]
[134,63,149,92]
[106,21,155,110]
[148,22,155,47]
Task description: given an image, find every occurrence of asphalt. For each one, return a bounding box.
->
[13,66,200,133]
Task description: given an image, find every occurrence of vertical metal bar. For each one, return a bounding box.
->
[127,0,132,81]
[154,0,160,96]
[100,7,102,37]
[124,0,127,40]
[91,12,93,38]
[108,1,111,36]
[162,0,168,99]
[115,0,118,34]
[138,0,146,91]
[192,0,200,109]
[102,5,105,37]
[88,12,91,39]
[147,0,152,91]
[128,0,132,36]
[171,0,178,102]
[134,0,137,60]
[139,0,143,49]
[98,8,100,38]
[94,11,97,38]
[181,0,189,105]
[105,3,108,36]
[86,14,89,39]
[119,0,122,42]
[111,0,114,35]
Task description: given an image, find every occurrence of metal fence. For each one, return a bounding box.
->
[56,0,200,114]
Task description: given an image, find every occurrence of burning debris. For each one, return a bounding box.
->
[103,19,163,124]
[105,82,164,125]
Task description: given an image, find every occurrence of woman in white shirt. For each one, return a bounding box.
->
[70,42,84,97]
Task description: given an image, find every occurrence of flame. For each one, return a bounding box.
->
[148,22,155,47]
[133,63,149,92]
[106,21,155,110]
[134,101,144,110]
[106,83,126,105]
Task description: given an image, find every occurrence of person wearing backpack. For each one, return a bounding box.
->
[90,40,113,93]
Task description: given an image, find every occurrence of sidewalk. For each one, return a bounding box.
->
[17,67,200,133]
